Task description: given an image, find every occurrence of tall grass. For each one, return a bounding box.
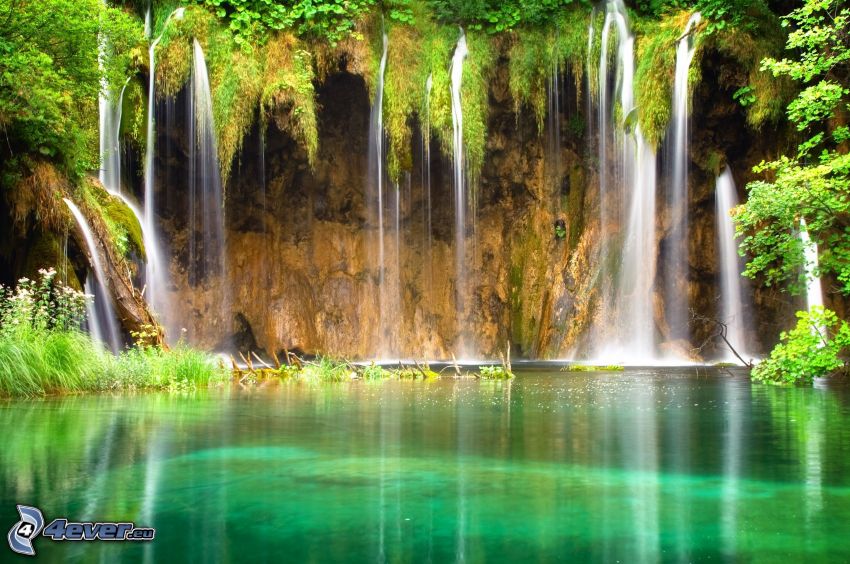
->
[0,270,225,397]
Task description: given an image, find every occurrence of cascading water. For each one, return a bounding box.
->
[84,278,108,351]
[664,12,702,344]
[715,167,751,361]
[368,32,399,357]
[799,218,824,312]
[144,7,183,336]
[64,199,122,353]
[590,0,659,363]
[450,28,469,356]
[188,39,226,288]
[99,79,128,194]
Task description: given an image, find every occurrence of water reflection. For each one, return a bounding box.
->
[1,370,849,562]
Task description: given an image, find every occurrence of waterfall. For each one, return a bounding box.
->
[64,199,122,353]
[664,12,702,343]
[188,39,226,287]
[143,7,183,335]
[450,28,469,355]
[715,167,751,361]
[590,0,659,363]
[144,3,152,39]
[800,219,823,311]
[84,278,108,351]
[99,80,128,194]
[617,138,658,361]
[369,32,395,356]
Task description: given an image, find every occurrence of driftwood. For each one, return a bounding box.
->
[690,310,753,368]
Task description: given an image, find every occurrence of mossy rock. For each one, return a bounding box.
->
[22,231,82,291]
[101,196,146,262]
[81,181,145,261]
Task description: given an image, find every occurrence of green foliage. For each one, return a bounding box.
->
[509,28,551,131]
[98,345,225,391]
[634,11,701,147]
[155,6,317,183]
[0,269,102,396]
[194,0,375,44]
[634,0,771,34]
[0,269,88,335]
[732,85,755,107]
[261,35,319,166]
[0,270,224,396]
[428,0,579,33]
[0,0,142,181]
[298,356,355,382]
[361,362,389,380]
[752,307,850,385]
[478,365,514,379]
[562,364,625,372]
[736,0,850,295]
[554,222,567,239]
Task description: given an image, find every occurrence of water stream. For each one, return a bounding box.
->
[188,39,226,288]
[665,12,702,343]
[450,29,469,356]
[800,218,824,312]
[143,7,184,337]
[715,167,751,361]
[590,0,659,363]
[368,32,395,356]
[64,199,122,353]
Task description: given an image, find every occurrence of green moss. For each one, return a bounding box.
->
[261,35,318,167]
[80,180,145,261]
[507,7,588,134]
[634,11,701,148]
[566,165,585,248]
[508,225,546,354]
[709,11,790,129]
[562,364,625,372]
[509,28,550,131]
[22,232,64,281]
[120,77,147,152]
[460,31,495,187]
[383,9,443,182]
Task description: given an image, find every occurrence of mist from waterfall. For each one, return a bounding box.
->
[65,199,122,353]
[715,167,751,362]
[664,12,702,344]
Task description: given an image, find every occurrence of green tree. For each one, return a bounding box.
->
[735,0,849,383]
[0,0,141,181]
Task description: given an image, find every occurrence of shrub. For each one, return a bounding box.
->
[478,365,514,379]
[752,307,850,386]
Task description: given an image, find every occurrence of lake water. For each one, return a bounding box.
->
[2,368,849,562]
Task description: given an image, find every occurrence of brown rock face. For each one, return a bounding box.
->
[141,52,800,361]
